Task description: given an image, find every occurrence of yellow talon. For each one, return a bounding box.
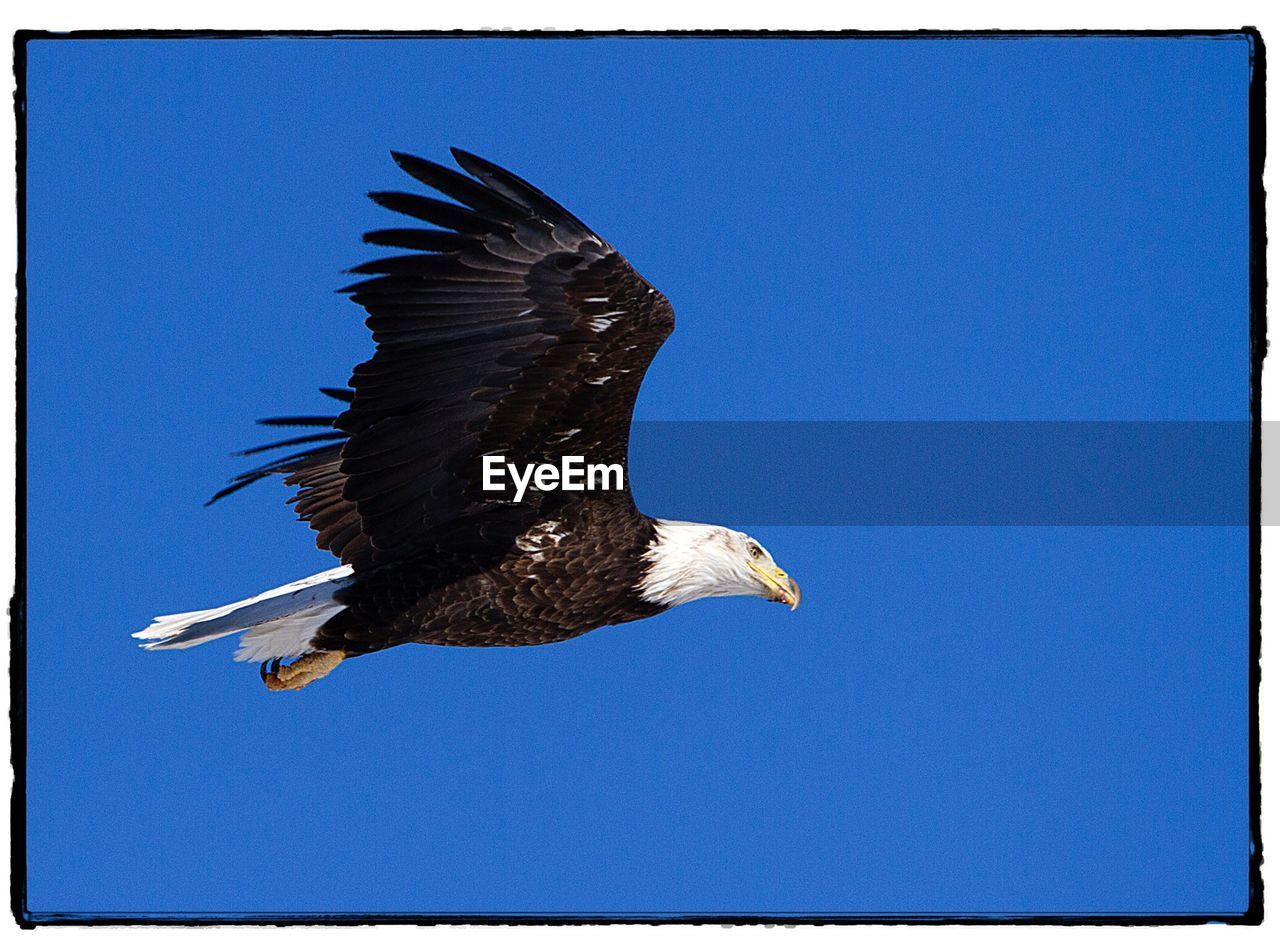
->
[262,651,345,692]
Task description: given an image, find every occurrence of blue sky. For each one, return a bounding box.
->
[23,36,1252,917]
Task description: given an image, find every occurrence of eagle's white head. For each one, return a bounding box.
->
[638,520,801,610]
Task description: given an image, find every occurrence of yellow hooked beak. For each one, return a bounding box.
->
[749,560,801,611]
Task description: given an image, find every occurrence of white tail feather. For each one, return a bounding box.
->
[133,565,354,662]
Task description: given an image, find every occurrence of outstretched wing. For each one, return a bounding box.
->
[222,150,675,574]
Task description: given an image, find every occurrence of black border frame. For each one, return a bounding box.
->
[8,27,1267,928]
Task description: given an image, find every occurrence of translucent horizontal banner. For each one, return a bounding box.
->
[625,421,1251,526]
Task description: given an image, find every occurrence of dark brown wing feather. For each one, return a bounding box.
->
[215,150,674,576]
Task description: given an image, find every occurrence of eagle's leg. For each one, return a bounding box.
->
[261,651,346,692]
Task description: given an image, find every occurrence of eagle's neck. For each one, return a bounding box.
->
[637,519,739,608]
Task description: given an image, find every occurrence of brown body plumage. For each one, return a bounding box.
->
[315,497,665,653]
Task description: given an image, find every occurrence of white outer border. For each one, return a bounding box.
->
[1,1,1274,939]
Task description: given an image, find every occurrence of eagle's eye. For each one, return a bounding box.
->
[748,543,763,560]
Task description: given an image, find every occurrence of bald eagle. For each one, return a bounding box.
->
[134,150,800,691]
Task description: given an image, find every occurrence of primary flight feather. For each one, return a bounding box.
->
[134,149,800,691]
